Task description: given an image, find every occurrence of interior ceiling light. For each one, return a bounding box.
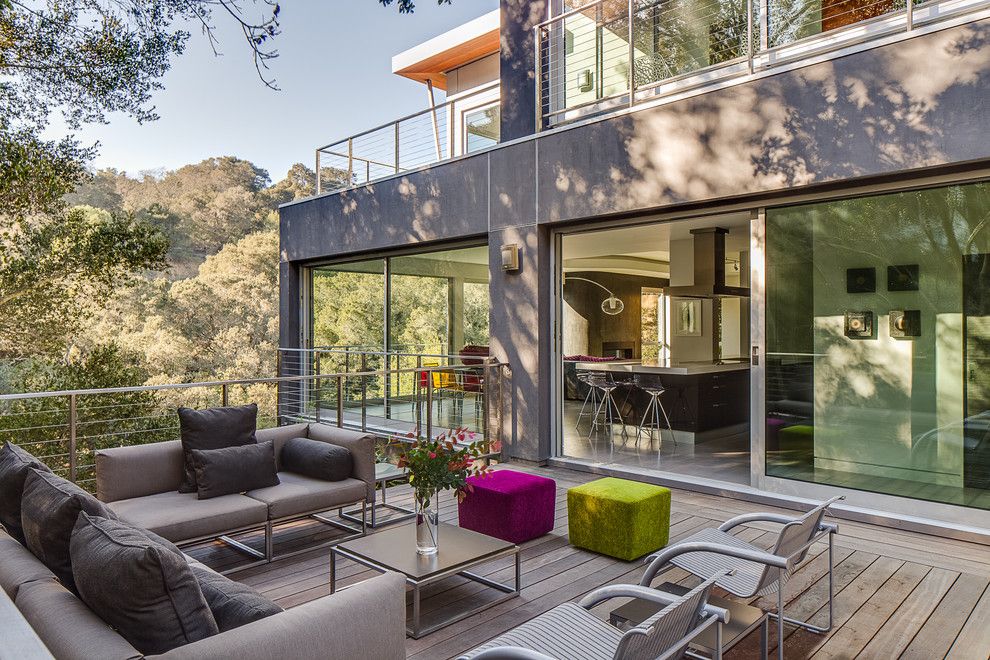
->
[564,276,624,316]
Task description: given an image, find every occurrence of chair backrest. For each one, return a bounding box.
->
[420,360,439,388]
[755,495,842,594]
[613,577,718,660]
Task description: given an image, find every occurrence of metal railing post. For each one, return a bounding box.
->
[361,353,368,432]
[448,97,456,157]
[315,149,322,195]
[394,121,401,173]
[347,138,354,183]
[315,351,322,424]
[906,0,914,30]
[415,354,423,433]
[221,383,229,407]
[628,0,635,107]
[336,375,344,429]
[760,0,770,51]
[534,25,543,133]
[68,394,77,483]
[425,373,434,442]
[747,0,755,73]
[482,360,492,440]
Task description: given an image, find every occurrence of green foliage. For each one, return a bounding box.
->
[395,427,492,504]
[0,345,174,484]
[379,0,452,13]
[0,205,169,357]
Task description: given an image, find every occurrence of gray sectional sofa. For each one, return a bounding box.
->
[96,422,374,564]
[0,527,406,660]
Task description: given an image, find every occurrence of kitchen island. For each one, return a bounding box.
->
[571,359,750,434]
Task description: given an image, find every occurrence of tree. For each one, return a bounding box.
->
[1,0,283,368]
[379,0,452,12]
[0,206,168,357]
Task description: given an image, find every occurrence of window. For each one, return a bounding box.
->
[463,104,500,153]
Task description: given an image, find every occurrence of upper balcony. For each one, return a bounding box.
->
[315,10,501,195]
[313,0,988,197]
[536,0,988,126]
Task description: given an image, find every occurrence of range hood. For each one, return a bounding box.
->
[664,227,750,298]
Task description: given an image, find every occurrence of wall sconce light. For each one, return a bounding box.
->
[500,244,520,272]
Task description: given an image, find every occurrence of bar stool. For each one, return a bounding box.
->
[635,375,675,448]
[574,372,600,429]
[589,373,628,439]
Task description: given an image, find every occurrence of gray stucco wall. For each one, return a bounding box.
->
[280,19,990,462]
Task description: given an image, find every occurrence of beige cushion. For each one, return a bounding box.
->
[107,491,268,543]
[0,531,55,599]
[245,473,366,520]
[15,579,142,660]
[96,440,185,503]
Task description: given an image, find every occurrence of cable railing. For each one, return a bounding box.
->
[0,357,507,492]
[314,81,500,195]
[536,0,988,127]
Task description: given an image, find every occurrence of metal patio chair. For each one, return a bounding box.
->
[640,496,844,660]
[459,574,730,660]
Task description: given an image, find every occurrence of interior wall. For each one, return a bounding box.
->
[668,297,715,361]
[562,271,666,357]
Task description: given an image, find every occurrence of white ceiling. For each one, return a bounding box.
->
[562,212,751,277]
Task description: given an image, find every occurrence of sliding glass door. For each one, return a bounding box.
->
[765,180,990,510]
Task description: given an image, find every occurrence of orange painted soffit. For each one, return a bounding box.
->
[392,28,500,90]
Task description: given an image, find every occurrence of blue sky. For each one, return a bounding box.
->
[67,1,498,182]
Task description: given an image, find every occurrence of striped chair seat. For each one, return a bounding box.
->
[459,603,623,660]
[668,528,772,597]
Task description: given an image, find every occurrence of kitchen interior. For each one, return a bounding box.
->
[559,214,752,484]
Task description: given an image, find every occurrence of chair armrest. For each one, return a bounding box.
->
[150,571,406,660]
[717,512,800,532]
[468,648,557,660]
[305,424,377,502]
[641,542,790,586]
[578,584,730,624]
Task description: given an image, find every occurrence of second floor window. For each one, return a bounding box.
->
[464,104,500,153]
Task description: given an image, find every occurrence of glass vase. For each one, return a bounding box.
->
[415,490,439,555]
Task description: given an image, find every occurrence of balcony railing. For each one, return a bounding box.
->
[536,0,988,126]
[315,81,500,195]
[0,354,506,490]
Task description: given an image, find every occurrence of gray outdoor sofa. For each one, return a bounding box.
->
[0,526,406,660]
[95,422,375,565]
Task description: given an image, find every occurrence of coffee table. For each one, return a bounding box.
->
[341,462,414,528]
[610,581,769,659]
[330,522,520,639]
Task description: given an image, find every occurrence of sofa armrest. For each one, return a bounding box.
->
[95,440,184,503]
[305,424,377,502]
[150,571,406,660]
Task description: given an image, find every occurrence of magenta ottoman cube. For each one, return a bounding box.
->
[458,470,556,544]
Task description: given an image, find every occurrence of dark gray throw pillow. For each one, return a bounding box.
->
[0,442,53,544]
[20,468,116,593]
[190,564,283,632]
[190,440,279,499]
[280,437,353,482]
[178,404,258,493]
[70,513,219,655]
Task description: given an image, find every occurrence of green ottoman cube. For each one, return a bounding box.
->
[567,477,671,561]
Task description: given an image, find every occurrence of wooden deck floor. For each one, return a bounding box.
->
[186,465,990,660]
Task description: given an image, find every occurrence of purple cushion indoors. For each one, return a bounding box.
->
[458,470,556,544]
